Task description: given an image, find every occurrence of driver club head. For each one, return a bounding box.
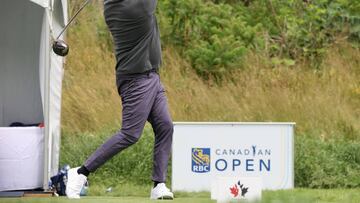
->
[52,40,69,56]
[51,0,91,57]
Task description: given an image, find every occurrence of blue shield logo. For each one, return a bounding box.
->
[192,148,211,173]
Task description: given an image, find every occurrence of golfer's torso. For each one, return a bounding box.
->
[104,0,161,76]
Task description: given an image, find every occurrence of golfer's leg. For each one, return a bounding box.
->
[84,76,158,172]
[148,79,173,183]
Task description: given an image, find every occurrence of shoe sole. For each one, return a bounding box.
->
[156,195,174,200]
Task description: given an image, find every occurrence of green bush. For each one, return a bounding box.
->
[161,0,360,77]
[231,0,360,65]
[163,0,259,80]
[295,135,360,188]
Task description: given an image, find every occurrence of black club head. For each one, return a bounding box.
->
[52,39,69,56]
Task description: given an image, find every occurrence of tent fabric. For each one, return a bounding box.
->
[30,0,50,8]
[0,0,67,191]
[0,0,44,127]
[39,1,66,185]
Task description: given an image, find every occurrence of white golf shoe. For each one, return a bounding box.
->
[150,183,174,200]
[66,167,87,199]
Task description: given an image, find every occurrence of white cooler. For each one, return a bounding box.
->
[0,127,44,191]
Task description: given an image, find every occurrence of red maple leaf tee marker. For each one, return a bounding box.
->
[230,184,239,197]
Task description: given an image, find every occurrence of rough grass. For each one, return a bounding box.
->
[62,2,360,140]
[1,189,360,203]
[161,43,360,140]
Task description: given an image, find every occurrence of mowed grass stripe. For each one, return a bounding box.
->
[1,189,360,203]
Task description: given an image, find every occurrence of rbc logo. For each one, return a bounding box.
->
[192,148,211,173]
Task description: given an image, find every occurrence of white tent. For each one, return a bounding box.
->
[0,0,67,191]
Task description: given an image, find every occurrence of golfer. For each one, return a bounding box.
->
[66,0,174,199]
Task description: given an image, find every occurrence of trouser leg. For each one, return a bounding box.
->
[84,73,159,172]
[148,81,173,183]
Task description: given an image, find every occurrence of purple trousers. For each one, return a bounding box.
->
[84,71,173,182]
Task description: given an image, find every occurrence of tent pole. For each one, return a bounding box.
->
[43,8,51,191]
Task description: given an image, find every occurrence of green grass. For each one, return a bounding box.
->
[60,127,360,189]
[0,197,211,203]
[1,189,360,203]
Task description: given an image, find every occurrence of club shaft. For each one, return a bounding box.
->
[56,0,91,40]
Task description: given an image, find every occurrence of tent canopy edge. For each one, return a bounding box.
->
[30,0,50,8]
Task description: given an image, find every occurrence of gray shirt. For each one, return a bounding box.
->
[104,0,161,79]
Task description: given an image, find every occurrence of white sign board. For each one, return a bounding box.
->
[172,122,294,192]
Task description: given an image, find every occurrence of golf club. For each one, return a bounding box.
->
[52,0,91,56]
